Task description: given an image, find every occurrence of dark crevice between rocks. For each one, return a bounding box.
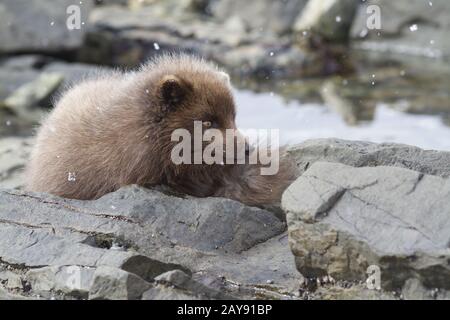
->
[231,220,287,255]
[52,289,87,300]
[258,203,286,222]
[0,258,44,272]
[0,218,52,233]
[81,232,136,251]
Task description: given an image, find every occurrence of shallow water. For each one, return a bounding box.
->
[235,89,450,152]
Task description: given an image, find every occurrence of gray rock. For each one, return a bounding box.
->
[0,55,50,70]
[288,138,450,178]
[0,222,126,267]
[0,288,34,300]
[0,0,93,53]
[80,5,319,78]
[283,161,450,291]
[0,56,103,90]
[0,68,39,101]
[351,0,450,62]
[128,0,211,17]
[204,231,302,296]
[155,269,193,285]
[71,185,285,253]
[0,220,182,283]
[0,185,290,299]
[0,270,24,290]
[98,0,129,6]
[43,62,108,90]
[211,0,308,35]
[402,278,450,300]
[294,0,359,42]
[0,137,33,189]
[320,285,398,300]
[26,266,96,298]
[80,6,226,66]
[0,59,108,136]
[155,270,233,299]
[1,72,64,118]
[89,266,151,300]
[141,284,201,300]
[0,70,63,135]
[0,72,62,135]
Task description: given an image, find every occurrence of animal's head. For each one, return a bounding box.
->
[140,55,250,169]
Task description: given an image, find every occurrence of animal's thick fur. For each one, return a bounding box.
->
[25,54,297,206]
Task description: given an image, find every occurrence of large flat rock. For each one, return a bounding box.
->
[0,185,296,299]
[288,138,450,178]
[283,161,450,291]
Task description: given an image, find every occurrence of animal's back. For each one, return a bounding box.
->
[25,54,297,205]
[26,74,135,199]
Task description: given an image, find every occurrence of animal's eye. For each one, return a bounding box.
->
[203,121,212,128]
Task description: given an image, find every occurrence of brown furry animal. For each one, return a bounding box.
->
[25,54,297,206]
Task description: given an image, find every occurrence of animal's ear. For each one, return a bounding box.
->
[159,75,191,107]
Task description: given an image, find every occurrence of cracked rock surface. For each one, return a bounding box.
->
[0,185,301,300]
[2,137,450,299]
[283,161,450,293]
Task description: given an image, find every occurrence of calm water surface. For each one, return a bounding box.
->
[235,89,450,151]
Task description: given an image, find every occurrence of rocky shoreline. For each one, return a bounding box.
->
[1,138,449,300]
